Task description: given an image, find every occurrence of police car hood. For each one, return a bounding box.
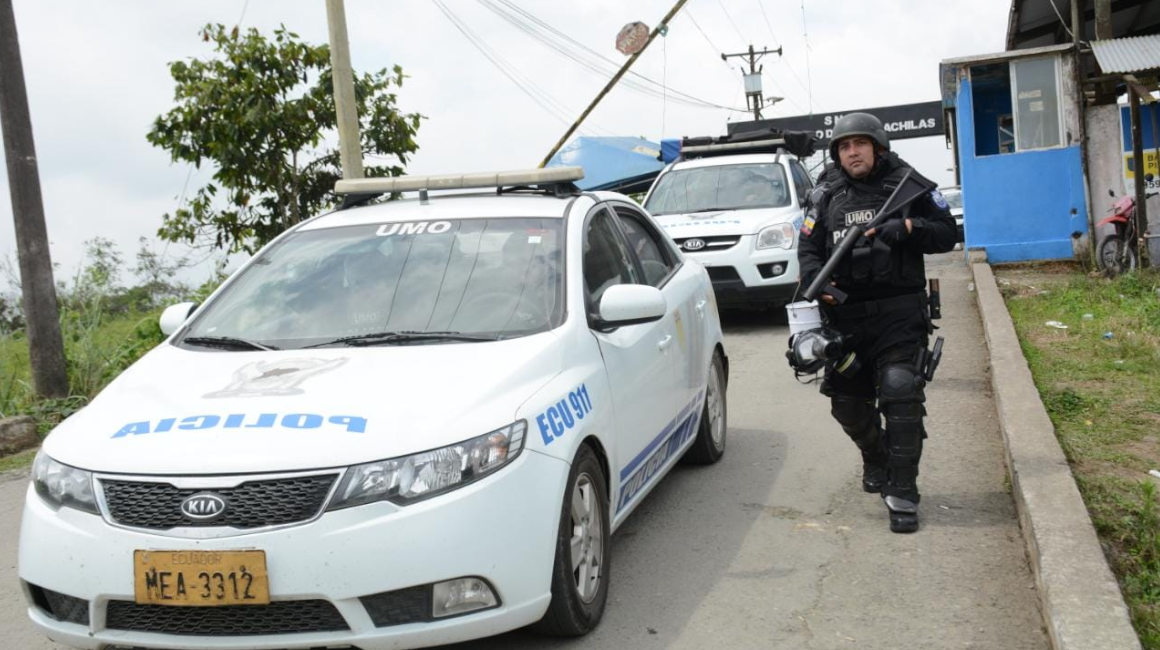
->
[651,205,802,238]
[42,338,561,475]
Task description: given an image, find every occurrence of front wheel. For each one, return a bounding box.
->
[681,351,728,465]
[534,445,610,636]
[1097,234,1138,276]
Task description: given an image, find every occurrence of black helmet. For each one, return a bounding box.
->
[828,112,889,161]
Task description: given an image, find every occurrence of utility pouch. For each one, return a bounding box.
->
[919,336,944,382]
[928,278,942,319]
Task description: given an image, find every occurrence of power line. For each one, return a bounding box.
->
[433,0,613,135]
[480,0,746,113]
[716,0,746,42]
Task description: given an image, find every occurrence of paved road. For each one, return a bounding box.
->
[1,253,1048,649]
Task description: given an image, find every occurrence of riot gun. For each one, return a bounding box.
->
[787,168,939,379]
[800,168,937,303]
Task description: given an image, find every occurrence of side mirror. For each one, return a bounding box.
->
[595,284,666,329]
[159,302,198,336]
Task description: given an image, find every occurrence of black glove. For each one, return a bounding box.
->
[872,219,910,246]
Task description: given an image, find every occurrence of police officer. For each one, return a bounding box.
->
[797,112,957,533]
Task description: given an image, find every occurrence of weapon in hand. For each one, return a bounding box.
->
[801,169,937,303]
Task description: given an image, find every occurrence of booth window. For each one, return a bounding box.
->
[970,56,1062,156]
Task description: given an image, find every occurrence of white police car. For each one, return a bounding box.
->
[643,132,815,310]
[18,167,728,649]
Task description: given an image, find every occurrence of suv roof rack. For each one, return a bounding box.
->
[679,128,816,160]
[334,167,585,209]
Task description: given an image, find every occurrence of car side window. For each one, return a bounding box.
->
[789,159,812,206]
[613,207,677,288]
[583,209,640,315]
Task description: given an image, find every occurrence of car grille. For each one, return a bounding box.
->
[102,475,337,529]
[675,235,740,252]
[104,599,349,636]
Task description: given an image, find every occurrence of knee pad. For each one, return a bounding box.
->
[878,363,925,405]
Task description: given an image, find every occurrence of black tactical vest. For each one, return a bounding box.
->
[818,155,929,300]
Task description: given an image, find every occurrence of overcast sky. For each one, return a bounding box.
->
[1,0,1013,290]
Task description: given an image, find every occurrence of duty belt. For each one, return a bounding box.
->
[823,292,926,321]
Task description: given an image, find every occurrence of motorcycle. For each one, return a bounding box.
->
[1096,189,1139,276]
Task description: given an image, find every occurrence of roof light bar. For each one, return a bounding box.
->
[680,138,785,156]
[334,166,584,195]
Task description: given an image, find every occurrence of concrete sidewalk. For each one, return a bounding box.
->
[969,257,1140,650]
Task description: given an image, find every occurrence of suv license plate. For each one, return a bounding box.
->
[134,550,269,606]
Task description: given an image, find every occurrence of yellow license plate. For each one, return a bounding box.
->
[134,550,269,606]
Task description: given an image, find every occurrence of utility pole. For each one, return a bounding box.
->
[721,45,782,120]
[325,0,363,179]
[539,0,689,168]
[0,0,68,399]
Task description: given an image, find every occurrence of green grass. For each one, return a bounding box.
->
[1,308,165,439]
[997,263,1160,648]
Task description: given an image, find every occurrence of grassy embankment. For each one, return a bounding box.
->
[1,309,165,467]
[996,263,1160,648]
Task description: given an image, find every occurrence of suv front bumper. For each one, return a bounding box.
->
[685,236,800,307]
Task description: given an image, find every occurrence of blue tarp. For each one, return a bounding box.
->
[546,136,664,193]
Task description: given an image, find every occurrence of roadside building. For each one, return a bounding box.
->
[939,0,1160,264]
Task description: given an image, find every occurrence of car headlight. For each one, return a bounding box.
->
[32,451,98,514]
[328,420,527,509]
[756,223,796,250]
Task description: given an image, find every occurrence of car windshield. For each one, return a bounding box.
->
[941,189,963,210]
[644,162,791,215]
[179,217,565,349]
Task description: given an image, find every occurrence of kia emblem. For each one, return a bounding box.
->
[682,238,706,251]
[180,493,227,521]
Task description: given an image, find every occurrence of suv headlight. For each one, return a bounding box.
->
[756,223,795,250]
[32,451,98,514]
[329,420,526,509]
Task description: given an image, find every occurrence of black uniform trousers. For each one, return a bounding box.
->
[820,293,929,501]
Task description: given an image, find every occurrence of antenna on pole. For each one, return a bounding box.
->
[721,45,782,120]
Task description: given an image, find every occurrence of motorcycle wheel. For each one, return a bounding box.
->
[1096,234,1138,276]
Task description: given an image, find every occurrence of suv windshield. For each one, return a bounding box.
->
[644,162,791,215]
[180,218,564,349]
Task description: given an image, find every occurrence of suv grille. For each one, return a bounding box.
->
[102,475,337,529]
[675,235,740,252]
[105,599,348,636]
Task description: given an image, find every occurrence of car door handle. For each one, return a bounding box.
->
[695,299,707,317]
[657,334,673,351]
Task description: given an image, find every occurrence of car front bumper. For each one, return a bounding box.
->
[18,450,567,650]
[687,237,800,307]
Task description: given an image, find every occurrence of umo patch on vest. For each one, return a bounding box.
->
[844,210,874,226]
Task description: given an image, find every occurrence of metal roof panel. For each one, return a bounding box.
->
[1091,34,1160,74]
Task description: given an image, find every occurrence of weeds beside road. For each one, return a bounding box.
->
[995,262,1160,649]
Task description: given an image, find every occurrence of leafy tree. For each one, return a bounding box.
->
[147,24,423,254]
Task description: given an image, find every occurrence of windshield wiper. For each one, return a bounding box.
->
[306,331,497,347]
[182,336,279,351]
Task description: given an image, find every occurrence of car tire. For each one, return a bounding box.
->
[681,351,727,465]
[534,444,610,637]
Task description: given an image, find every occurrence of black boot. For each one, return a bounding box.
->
[862,460,887,494]
[884,495,919,533]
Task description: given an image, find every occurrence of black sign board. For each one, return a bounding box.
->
[728,100,944,143]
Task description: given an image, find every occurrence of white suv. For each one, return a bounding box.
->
[643,133,815,310]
